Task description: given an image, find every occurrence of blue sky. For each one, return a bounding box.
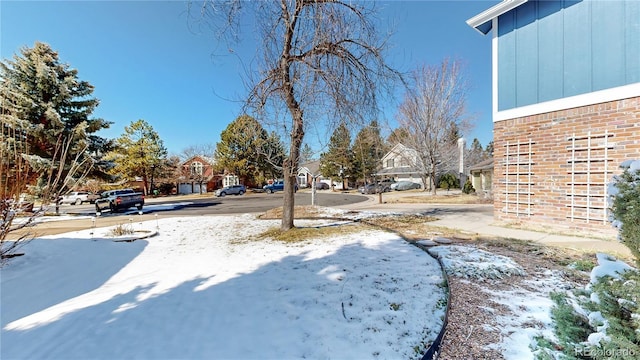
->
[1,1,496,156]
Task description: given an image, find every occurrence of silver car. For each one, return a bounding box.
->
[215,185,246,197]
[391,181,421,191]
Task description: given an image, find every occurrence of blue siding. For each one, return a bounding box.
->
[515,1,538,107]
[563,0,591,97]
[592,1,625,91]
[497,0,640,111]
[498,11,517,110]
[626,1,640,84]
[538,0,564,102]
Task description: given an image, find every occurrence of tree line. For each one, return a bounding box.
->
[3,1,491,241]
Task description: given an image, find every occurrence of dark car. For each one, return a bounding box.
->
[315,182,330,190]
[263,180,298,193]
[358,183,391,194]
[215,185,246,197]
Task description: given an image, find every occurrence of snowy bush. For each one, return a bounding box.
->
[427,245,525,280]
[609,159,640,266]
[535,160,640,359]
[536,254,640,359]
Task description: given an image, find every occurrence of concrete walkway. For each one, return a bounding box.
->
[338,193,632,259]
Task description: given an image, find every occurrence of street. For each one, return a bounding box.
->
[57,191,368,217]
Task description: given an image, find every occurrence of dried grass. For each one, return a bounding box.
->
[386,193,492,205]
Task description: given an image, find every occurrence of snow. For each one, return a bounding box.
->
[427,245,526,279]
[484,270,571,360]
[1,214,446,359]
[427,246,572,359]
[590,253,633,284]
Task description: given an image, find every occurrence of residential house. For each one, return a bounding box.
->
[376,144,426,188]
[467,0,640,235]
[468,158,493,198]
[178,156,219,194]
[297,160,331,188]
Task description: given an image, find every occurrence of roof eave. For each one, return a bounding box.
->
[466,0,528,35]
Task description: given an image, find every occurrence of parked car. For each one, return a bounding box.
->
[59,191,101,205]
[358,183,391,194]
[315,182,330,190]
[215,185,246,197]
[391,181,421,191]
[263,180,298,193]
[95,189,144,213]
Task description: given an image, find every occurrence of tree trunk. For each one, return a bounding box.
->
[281,109,304,231]
[142,174,149,196]
[430,163,438,195]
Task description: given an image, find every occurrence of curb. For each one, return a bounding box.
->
[414,242,451,360]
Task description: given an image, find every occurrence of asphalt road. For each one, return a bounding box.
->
[60,191,368,217]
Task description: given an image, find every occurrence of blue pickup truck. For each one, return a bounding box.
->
[263,180,298,193]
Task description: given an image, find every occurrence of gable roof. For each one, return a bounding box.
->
[466,0,528,34]
[468,158,494,171]
[381,143,417,163]
[298,160,321,175]
[182,155,215,166]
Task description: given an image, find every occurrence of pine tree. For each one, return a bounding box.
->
[466,138,488,168]
[0,41,111,202]
[387,128,410,146]
[300,143,314,164]
[214,115,281,187]
[352,120,385,184]
[320,122,352,186]
[485,140,494,157]
[106,119,167,195]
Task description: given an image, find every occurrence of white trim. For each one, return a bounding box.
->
[494,82,640,122]
[466,0,528,34]
[492,18,499,120]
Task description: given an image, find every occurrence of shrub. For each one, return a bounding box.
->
[462,179,475,194]
[610,161,640,265]
[536,161,640,359]
[438,173,458,190]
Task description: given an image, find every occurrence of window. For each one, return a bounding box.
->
[386,159,394,168]
[191,161,203,176]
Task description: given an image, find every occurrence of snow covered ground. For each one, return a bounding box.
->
[2,207,588,359]
[2,214,446,359]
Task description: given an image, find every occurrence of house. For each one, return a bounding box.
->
[297,160,331,188]
[468,158,493,198]
[178,156,219,194]
[467,0,640,235]
[376,144,426,188]
[298,160,347,189]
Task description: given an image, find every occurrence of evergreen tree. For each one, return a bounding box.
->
[320,122,352,186]
[300,143,314,164]
[485,140,494,157]
[0,41,111,202]
[466,137,488,167]
[106,119,167,195]
[261,131,286,181]
[214,115,281,187]
[387,127,410,146]
[352,120,385,184]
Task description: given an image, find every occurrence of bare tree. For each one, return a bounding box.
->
[179,144,216,162]
[196,0,398,230]
[396,59,471,195]
[0,114,92,263]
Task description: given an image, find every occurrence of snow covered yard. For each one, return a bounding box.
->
[1,215,446,359]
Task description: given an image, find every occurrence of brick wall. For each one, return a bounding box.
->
[493,96,640,238]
